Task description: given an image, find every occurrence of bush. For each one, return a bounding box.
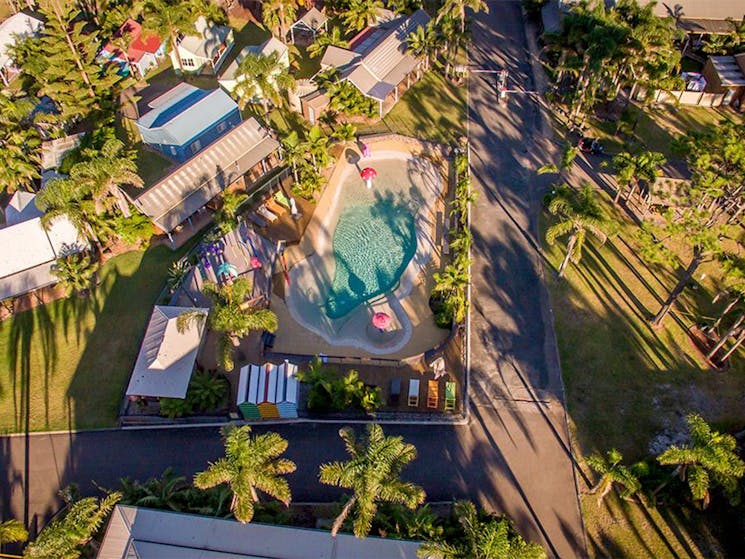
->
[297,358,382,413]
[159,397,194,419]
[159,370,229,418]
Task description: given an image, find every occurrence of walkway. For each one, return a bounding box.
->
[1,3,586,557]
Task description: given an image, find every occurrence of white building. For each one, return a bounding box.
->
[0,12,43,86]
[0,192,86,300]
[170,16,234,75]
[218,36,289,97]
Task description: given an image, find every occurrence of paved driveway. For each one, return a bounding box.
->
[0,3,586,557]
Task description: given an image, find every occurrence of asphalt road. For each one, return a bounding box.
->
[0,3,586,557]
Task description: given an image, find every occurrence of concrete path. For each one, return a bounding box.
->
[1,3,586,557]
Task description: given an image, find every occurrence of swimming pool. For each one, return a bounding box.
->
[325,200,417,319]
[284,151,443,354]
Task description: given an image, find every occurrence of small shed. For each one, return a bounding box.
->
[126,305,208,399]
[287,7,328,44]
[702,54,745,110]
[236,361,299,419]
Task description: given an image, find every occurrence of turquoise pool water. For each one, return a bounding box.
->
[324,200,417,319]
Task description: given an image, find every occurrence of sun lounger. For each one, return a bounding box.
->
[275,190,292,209]
[247,213,267,228]
[427,380,439,409]
[389,378,401,405]
[256,204,278,223]
[408,379,420,407]
[265,197,286,216]
[444,381,456,412]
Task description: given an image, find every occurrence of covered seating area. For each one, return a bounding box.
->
[126,305,209,400]
[287,7,328,45]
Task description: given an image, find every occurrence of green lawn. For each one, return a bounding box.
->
[542,192,745,557]
[588,104,743,158]
[0,247,183,433]
[357,72,467,145]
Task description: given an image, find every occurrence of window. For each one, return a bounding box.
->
[191,139,202,154]
[216,121,227,133]
[181,58,195,68]
[170,146,177,155]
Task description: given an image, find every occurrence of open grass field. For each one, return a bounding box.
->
[357,72,467,145]
[542,185,745,557]
[588,105,743,158]
[0,247,184,434]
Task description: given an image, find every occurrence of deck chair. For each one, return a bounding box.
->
[444,382,456,412]
[427,380,439,409]
[408,379,420,407]
[389,378,401,405]
[265,197,286,216]
[256,205,278,223]
[247,213,267,228]
[274,189,292,209]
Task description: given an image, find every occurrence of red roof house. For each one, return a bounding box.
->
[102,19,166,78]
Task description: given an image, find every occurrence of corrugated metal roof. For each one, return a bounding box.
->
[133,118,280,232]
[136,84,238,147]
[320,45,359,70]
[5,191,42,225]
[126,305,207,398]
[97,506,422,559]
[710,56,745,87]
[0,12,43,68]
[290,7,328,31]
[324,10,430,102]
[179,16,231,59]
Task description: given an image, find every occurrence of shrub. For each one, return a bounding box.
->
[159,397,194,419]
[297,358,382,413]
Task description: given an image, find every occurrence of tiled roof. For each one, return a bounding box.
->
[133,118,280,232]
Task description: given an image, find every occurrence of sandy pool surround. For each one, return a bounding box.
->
[285,150,443,354]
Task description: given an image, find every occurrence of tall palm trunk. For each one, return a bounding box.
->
[652,252,704,327]
[558,233,577,278]
[707,313,745,360]
[331,495,357,537]
[51,0,95,98]
[719,326,745,362]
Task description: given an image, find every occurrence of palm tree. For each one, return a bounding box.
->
[433,262,469,323]
[435,0,487,34]
[142,0,202,72]
[537,142,579,179]
[331,122,357,144]
[545,184,610,278]
[36,179,101,243]
[303,124,332,171]
[0,519,27,545]
[611,150,666,205]
[281,130,304,182]
[656,413,744,508]
[436,14,469,77]
[194,425,296,523]
[319,424,425,538]
[418,500,545,559]
[406,22,438,70]
[67,138,143,216]
[24,490,121,559]
[307,26,349,58]
[215,189,248,233]
[0,92,42,194]
[261,0,297,41]
[586,449,642,505]
[178,278,278,371]
[52,252,100,297]
[234,51,296,115]
[342,0,384,32]
[136,468,189,511]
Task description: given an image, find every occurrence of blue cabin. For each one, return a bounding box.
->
[135,83,241,163]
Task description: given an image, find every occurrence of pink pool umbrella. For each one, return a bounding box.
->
[360,167,377,189]
[250,256,262,269]
[372,312,391,331]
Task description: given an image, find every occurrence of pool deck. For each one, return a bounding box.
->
[272,136,451,360]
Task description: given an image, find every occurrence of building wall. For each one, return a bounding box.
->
[145,107,242,162]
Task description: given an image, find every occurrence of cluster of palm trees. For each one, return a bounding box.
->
[544,0,682,126]
[586,414,744,511]
[234,50,296,115]
[432,149,472,326]
[281,124,355,199]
